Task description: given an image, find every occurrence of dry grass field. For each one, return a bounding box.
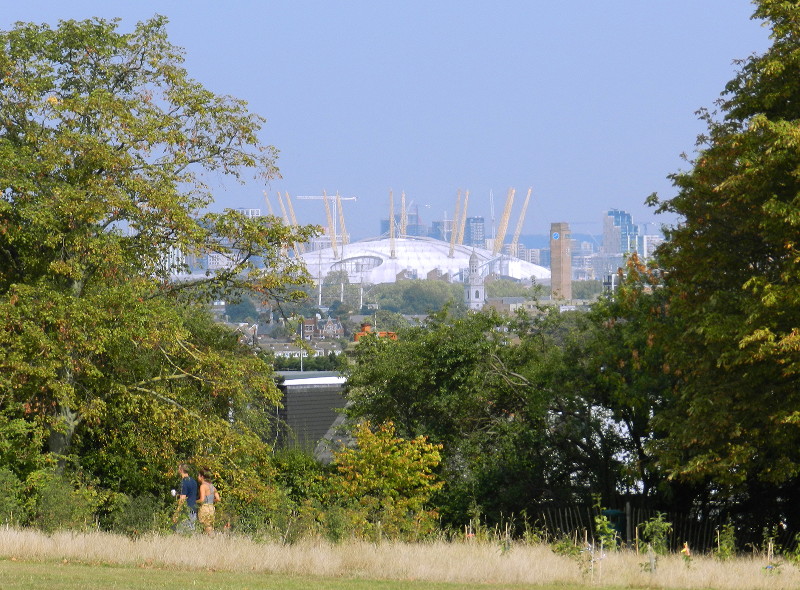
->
[0,527,797,589]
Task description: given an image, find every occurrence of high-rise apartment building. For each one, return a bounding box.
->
[430,220,450,242]
[602,209,639,255]
[381,206,428,238]
[464,216,485,248]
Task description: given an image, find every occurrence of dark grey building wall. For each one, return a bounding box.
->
[278,383,346,450]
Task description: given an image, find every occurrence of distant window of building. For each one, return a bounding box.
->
[331,255,383,274]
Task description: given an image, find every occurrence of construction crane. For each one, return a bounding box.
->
[493,187,516,255]
[336,192,349,247]
[284,192,305,255]
[295,194,357,256]
[400,191,407,236]
[510,187,533,257]
[457,189,470,245]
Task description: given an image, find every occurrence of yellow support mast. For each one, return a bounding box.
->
[510,187,533,258]
[284,192,305,255]
[400,191,407,236]
[262,190,276,216]
[322,190,338,259]
[276,191,290,225]
[493,187,516,255]
[448,189,462,258]
[389,189,396,259]
[457,189,470,245]
[336,192,349,247]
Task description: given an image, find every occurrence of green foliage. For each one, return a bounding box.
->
[784,532,800,565]
[714,520,737,560]
[551,534,583,559]
[571,280,603,301]
[648,1,800,492]
[550,534,592,577]
[329,421,444,540]
[346,310,511,446]
[346,305,649,527]
[484,278,541,299]
[26,470,102,533]
[274,352,345,371]
[226,296,260,324]
[320,271,361,313]
[639,512,672,556]
[0,15,313,530]
[0,467,26,525]
[108,493,171,538]
[353,309,414,333]
[592,496,618,550]
[369,280,465,315]
[272,448,330,507]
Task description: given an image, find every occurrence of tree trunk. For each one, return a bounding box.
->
[48,405,81,473]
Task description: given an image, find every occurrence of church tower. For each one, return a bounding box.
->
[465,251,485,311]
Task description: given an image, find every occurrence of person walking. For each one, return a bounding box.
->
[173,463,198,532]
[197,469,221,535]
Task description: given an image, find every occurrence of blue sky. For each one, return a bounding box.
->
[5,1,771,240]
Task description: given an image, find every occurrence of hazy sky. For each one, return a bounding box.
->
[5,1,771,240]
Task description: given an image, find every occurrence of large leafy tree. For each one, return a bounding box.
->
[367,280,465,315]
[345,308,642,525]
[649,1,800,524]
[0,16,312,504]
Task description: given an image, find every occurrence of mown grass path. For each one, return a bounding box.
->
[0,559,629,590]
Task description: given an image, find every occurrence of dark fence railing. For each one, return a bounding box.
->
[528,505,797,554]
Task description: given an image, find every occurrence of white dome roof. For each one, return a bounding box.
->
[300,236,550,285]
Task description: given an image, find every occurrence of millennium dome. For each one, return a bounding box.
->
[300,236,550,285]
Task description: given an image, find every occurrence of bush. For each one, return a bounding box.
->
[639,512,672,555]
[26,470,102,533]
[592,496,618,550]
[273,449,330,500]
[0,468,26,525]
[714,520,736,560]
[108,494,171,538]
[330,421,444,541]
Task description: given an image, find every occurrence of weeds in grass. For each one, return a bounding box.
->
[638,512,673,573]
[592,495,618,551]
[714,519,737,561]
[640,512,672,556]
[784,532,800,566]
[3,527,800,589]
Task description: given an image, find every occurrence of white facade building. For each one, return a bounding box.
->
[300,236,550,286]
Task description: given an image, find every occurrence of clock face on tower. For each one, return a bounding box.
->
[552,232,560,240]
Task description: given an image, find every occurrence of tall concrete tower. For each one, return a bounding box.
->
[464,250,485,311]
[550,222,572,301]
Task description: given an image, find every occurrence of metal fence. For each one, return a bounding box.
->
[530,505,797,554]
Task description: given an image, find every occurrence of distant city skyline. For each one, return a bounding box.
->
[4,1,772,240]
